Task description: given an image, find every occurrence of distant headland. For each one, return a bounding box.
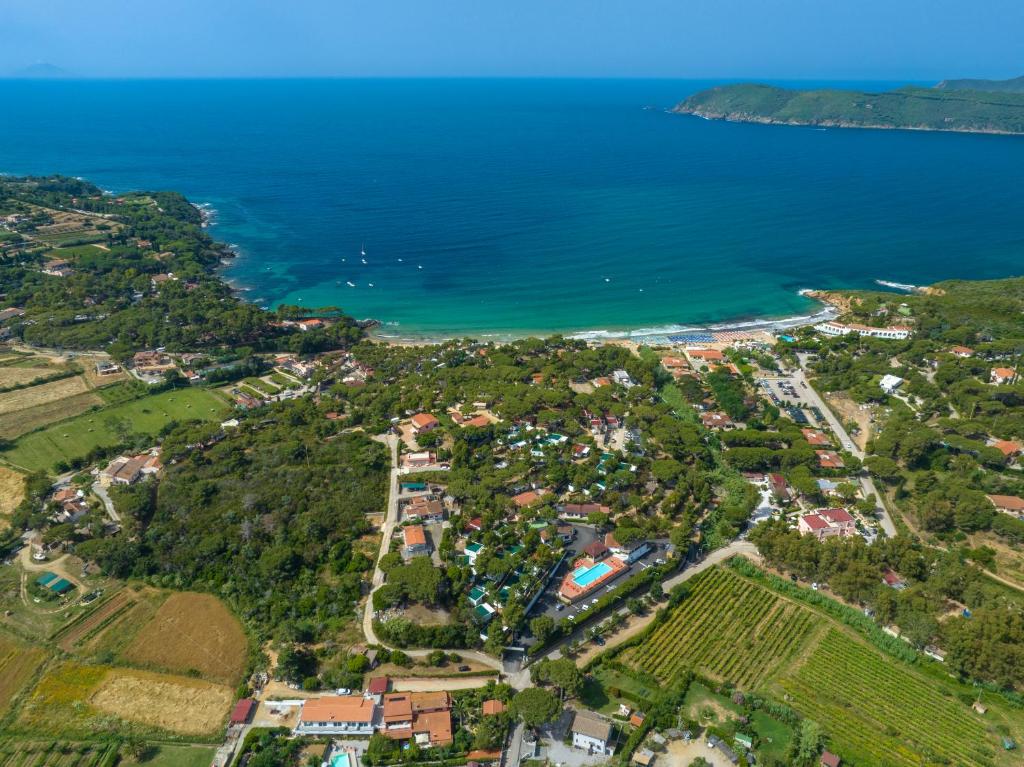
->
[673,77,1024,135]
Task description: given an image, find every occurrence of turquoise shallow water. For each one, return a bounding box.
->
[1,78,1023,339]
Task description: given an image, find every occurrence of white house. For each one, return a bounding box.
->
[879,374,904,395]
[571,710,614,756]
[295,695,376,735]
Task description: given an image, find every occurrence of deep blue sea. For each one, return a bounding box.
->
[1,78,1023,339]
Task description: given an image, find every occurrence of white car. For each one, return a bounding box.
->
[336,688,351,695]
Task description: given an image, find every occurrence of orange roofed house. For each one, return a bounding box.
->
[295,695,376,735]
[816,450,845,469]
[382,692,453,746]
[988,494,1024,518]
[991,368,1017,385]
[411,413,440,435]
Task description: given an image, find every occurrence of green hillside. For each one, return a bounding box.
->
[674,82,1024,134]
[936,75,1024,93]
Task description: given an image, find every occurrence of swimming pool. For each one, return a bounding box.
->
[572,561,612,588]
[330,753,352,767]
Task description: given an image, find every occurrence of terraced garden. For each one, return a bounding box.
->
[623,567,818,687]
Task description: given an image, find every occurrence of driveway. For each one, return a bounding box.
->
[364,433,504,674]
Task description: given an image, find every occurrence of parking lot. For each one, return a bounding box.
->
[525,527,669,634]
[757,376,829,428]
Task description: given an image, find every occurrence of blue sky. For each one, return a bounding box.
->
[3,0,1022,80]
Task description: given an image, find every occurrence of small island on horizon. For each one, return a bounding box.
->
[674,76,1024,135]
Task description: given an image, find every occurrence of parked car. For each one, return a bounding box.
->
[458,665,471,672]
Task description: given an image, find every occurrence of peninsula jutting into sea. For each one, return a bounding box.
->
[675,76,1024,134]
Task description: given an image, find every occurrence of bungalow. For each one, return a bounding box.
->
[464,542,484,565]
[880,374,904,395]
[987,494,1024,518]
[381,692,453,746]
[798,508,856,540]
[150,272,176,289]
[582,541,610,560]
[687,348,725,365]
[512,489,546,508]
[768,473,790,503]
[559,503,611,520]
[632,749,655,767]
[402,525,431,559]
[816,450,845,469]
[95,361,120,376]
[411,413,440,435]
[402,451,437,470]
[820,752,841,767]
[402,497,445,523]
[42,259,73,277]
[571,710,614,756]
[462,414,491,428]
[612,369,635,388]
[991,367,1017,385]
[481,700,506,716]
[296,318,326,331]
[950,346,974,358]
[295,695,376,735]
[572,444,592,459]
[701,411,734,430]
[661,356,690,378]
[802,429,831,446]
[992,440,1023,459]
[816,478,841,496]
[882,569,907,590]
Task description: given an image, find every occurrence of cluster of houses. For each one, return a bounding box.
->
[293,683,506,751]
[49,486,89,524]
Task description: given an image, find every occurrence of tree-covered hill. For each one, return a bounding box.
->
[674,82,1024,135]
[936,75,1024,94]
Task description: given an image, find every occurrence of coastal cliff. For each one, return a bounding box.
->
[673,82,1024,135]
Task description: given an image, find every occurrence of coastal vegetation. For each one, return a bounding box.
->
[675,81,1024,134]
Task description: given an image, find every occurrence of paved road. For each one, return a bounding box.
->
[503,723,526,767]
[363,433,506,674]
[789,365,898,538]
[90,482,121,524]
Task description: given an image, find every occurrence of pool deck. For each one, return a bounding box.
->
[557,555,628,603]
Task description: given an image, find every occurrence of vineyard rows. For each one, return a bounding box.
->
[0,740,118,767]
[625,567,816,687]
[778,629,996,767]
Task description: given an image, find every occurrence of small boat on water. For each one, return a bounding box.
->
[361,259,368,265]
[346,281,356,287]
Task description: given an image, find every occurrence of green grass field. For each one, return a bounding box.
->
[1,388,230,472]
[618,565,1024,767]
[120,744,217,767]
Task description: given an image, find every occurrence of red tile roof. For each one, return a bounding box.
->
[403,525,427,547]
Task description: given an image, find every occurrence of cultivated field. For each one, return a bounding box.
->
[623,567,818,687]
[0,739,120,767]
[1,388,230,472]
[122,592,248,685]
[53,589,140,653]
[17,661,231,738]
[0,466,25,523]
[0,363,63,388]
[620,564,1024,767]
[0,376,92,417]
[89,668,233,736]
[0,634,48,718]
[776,628,999,767]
